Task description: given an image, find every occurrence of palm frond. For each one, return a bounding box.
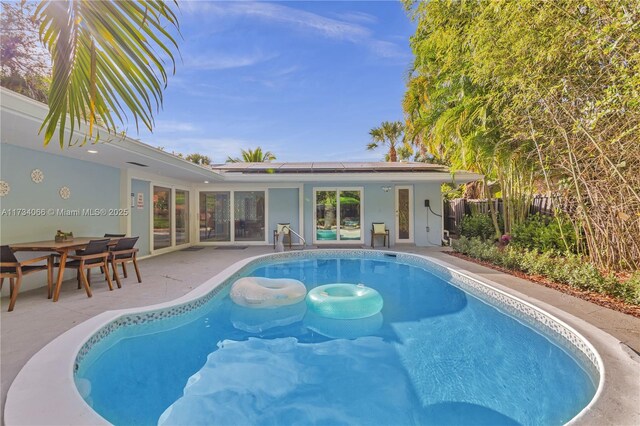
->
[35,0,180,147]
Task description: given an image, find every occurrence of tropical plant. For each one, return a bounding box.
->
[367,121,407,162]
[0,1,50,102]
[403,0,640,270]
[34,0,180,147]
[185,153,212,166]
[458,214,496,241]
[226,147,276,163]
[511,214,578,254]
[402,0,538,240]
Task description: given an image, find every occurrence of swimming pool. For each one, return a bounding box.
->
[72,250,601,425]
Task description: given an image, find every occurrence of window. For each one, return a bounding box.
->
[176,190,189,245]
[153,186,172,250]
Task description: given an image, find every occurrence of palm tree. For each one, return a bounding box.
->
[367,121,406,162]
[35,1,179,147]
[185,153,212,166]
[226,147,276,163]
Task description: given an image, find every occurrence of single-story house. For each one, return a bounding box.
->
[0,88,481,293]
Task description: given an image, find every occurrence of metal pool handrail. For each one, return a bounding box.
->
[284,225,305,248]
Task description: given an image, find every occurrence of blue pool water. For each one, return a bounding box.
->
[78,256,597,425]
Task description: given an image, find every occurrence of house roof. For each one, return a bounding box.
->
[212,162,450,174]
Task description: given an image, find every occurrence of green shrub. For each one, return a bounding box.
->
[511,214,578,254]
[603,272,640,305]
[452,236,639,306]
[499,246,522,270]
[452,236,502,264]
[459,214,497,241]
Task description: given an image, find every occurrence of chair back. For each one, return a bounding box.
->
[1,245,18,273]
[113,236,139,252]
[372,223,387,234]
[277,223,290,235]
[82,239,111,256]
[104,233,126,238]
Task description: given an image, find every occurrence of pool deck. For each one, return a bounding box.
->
[2,246,639,425]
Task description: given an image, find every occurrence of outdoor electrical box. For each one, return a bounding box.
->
[424,199,430,207]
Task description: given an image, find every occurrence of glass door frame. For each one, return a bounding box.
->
[150,184,191,254]
[197,189,269,245]
[312,187,364,245]
[395,185,414,243]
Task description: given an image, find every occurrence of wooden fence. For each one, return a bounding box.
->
[444,195,557,235]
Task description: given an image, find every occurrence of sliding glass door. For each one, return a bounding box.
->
[314,188,362,243]
[175,190,189,245]
[200,192,231,242]
[153,186,172,250]
[234,191,265,241]
[199,190,266,242]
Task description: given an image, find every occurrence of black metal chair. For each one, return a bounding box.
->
[371,223,390,248]
[109,237,141,288]
[0,245,53,312]
[53,239,113,297]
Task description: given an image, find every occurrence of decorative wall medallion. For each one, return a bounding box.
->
[0,180,9,197]
[59,186,71,200]
[31,169,44,183]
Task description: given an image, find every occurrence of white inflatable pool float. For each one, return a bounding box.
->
[230,277,307,308]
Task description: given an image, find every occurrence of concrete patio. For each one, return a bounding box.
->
[2,246,639,425]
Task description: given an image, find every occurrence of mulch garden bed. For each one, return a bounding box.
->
[446,251,640,319]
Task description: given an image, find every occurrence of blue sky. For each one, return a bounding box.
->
[136,1,416,163]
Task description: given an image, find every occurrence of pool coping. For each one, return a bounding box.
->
[2,250,616,425]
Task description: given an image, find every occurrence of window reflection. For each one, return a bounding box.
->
[199,192,231,242]
[234,191,265,241]
[176,190,189,245]
[153,186,171,250]
[339,190,361,240]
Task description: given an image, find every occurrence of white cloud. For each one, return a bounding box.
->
[184,2,369,41]
[183,1,407,58]
[369,40,410,59]
[334,11,378,25]
[155,120,199,133]
[185,52,278,71]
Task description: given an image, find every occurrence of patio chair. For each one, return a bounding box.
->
[97,234,126,273]
[273,223,291,249]
[371,223,389,248]
[109,237,142,288]
[53,239,113,297]
[0,245,53,312]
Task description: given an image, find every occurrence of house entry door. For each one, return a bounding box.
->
[395,186,413,243]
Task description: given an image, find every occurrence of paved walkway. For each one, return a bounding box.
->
[2,246,639,425]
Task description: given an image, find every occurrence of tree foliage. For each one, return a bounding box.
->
[184,153,212,166]
[34,0,180,147]
[0,1,50,102]
[403,0,640,271]
[226,147,276,163]
[367,121,409,162]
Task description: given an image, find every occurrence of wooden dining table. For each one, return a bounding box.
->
[9,237,119,302]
